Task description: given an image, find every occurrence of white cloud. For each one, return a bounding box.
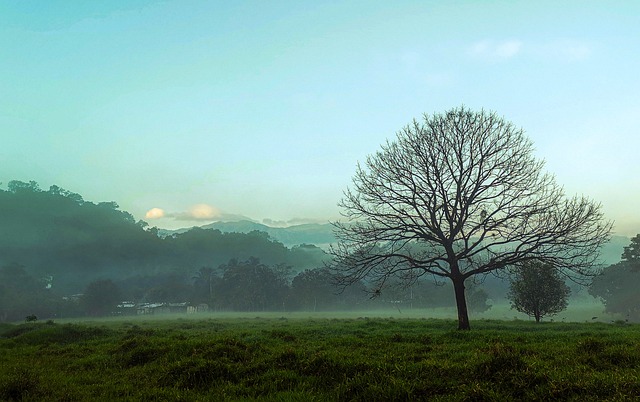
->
[145,207,165,219]
[469,39,522,61]
[144,203,256,223]
[469,39,592,63]
[533,40,592,61]
[188,203,220,220]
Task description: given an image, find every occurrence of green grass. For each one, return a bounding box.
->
[1,317,639,401]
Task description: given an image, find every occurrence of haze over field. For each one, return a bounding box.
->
[1,1,639,235]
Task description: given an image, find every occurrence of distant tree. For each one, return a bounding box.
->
[192,266,219,304]
[82,279,121,316]
[590,234,640,321]
[507,262,570,322]
[622,234,640,270]
[290,268,339,311]
[0,263,56,322]
[373,278,491,312]
[330,107,612,329]
[48,184,84,204]
[466,286,492,313]
[216,258,289,311]
[141,273,191,303]
[590,263,639,321]
[7,180,40,193]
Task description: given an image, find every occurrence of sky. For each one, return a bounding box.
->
[1,0,639,235]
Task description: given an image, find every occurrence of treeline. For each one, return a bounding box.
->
[0,181,328,294]
[1,180,487,320]
[2,180,637,322]
[0,257,492,321]
[0,180,327,320]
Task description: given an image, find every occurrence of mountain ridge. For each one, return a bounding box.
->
[158,221,629,265]
[159,220,337,248]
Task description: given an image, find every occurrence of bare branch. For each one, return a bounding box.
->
[329,106,612,330]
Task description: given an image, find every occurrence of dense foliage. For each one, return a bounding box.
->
[590,235,640,321]
[0,181,328,288]
[0,264,59,322]
[622,234,640,269]
[0,180,495,321]
[0,181,334,320]
[82,280,122,317]
[507,262,570,322]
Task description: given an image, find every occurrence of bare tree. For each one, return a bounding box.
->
[330,107,612,330]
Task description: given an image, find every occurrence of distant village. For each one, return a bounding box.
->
[120,301,210,315]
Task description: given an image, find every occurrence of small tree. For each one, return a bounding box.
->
[507,262,570,322]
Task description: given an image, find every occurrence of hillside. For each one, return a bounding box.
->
[161,220,337,248]
[160,221,629,265]
[0,182,330,295]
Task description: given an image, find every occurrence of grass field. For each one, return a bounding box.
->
[1,313,639,401]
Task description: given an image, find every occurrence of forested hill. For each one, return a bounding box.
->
[0,180,628,295]
[0,181,328,294]
[161,220,337,248]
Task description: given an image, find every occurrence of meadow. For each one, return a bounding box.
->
[1,313,639,401]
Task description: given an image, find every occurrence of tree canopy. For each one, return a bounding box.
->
[507,261,570,322]
[621,234,640,270]
[331,107,612,329]
[590,234,640,321]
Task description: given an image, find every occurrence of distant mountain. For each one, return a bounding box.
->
[160,220,337,248]
[160,221,632,260]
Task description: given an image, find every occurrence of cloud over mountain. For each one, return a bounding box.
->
[145,204,250,223]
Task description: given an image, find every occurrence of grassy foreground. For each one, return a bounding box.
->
[1,316,639,401]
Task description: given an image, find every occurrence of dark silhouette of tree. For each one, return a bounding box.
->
[507,261,570,322]
[330,107,612,330]
[590,263,639,321]
[590,234,640,321]
[7,180,40,193]
[216,258,289,311]
[622,234,640,271]
[192,266,219,304]
[368,277,491,312]
[82,279,121,316]
[0,263,57,322]
[291,268,338,311]
[466,286,492,313]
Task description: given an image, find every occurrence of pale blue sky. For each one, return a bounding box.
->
[1,1,639,234]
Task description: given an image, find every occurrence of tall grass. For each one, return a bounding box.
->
[1,317,638,400]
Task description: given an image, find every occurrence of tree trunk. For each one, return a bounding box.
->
[452,276,471,330]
